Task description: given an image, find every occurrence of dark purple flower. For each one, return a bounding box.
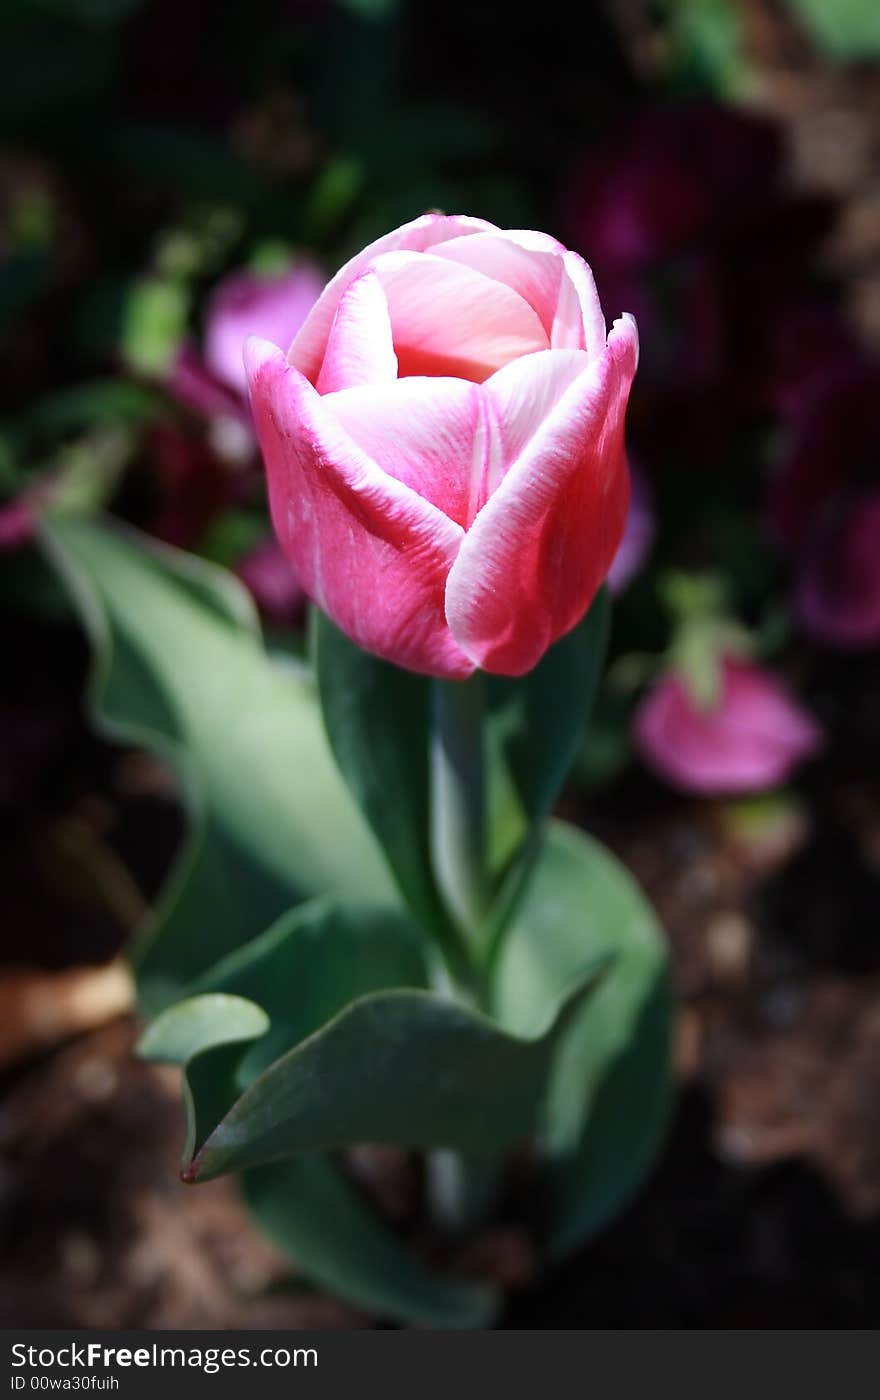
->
[794,491,880,650]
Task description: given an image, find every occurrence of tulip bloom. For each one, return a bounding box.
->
[633,656,822,795]
[245,214,637,678]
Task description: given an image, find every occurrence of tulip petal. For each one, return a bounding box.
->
[430,230,566,339]
[245,337,472,679]
[326,376,483,528]
[367,251,549,382]
[316,271,398,393]
[445,318,638,675]
[290,213,496,383]
[552,251,606,355]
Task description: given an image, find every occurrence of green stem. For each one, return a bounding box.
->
[426,675,506,1233]
[430,673,491,957]
[425,1149,503,1235]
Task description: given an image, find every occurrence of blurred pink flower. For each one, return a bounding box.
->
[0,498,36,552]
[607,462,654,594]
[204,262,325,398]
[168,259,324,442]
[235,535,307,627]
[633,655,822,795]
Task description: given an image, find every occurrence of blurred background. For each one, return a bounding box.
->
[1,0,879,1327]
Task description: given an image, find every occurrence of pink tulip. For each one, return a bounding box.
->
[245,213,637,679]
[633,656,822,795]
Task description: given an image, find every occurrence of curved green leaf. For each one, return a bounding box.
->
[315,612,450,939]
[492,820,673,1257]
[137,993,269,1065]
[243,1157,498,1329]
[487,588,610,850]
[40,515,396,1009]
[186,897,431,1077]
[187,963,608,1182]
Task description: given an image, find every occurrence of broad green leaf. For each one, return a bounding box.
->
[40,515,395,1009]
[243,1157,497,1329]
[492,820,673,1257]
[186,965,608,1182]
[137,993,268,1065]
[186,897,431,1077]
[487,589,610,865]
[315,612,450,940]
[787,0,880,60]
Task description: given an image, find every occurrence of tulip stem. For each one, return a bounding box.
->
[425,1148,503,1235]
[428,675,503,1233]
[430,672,491,977]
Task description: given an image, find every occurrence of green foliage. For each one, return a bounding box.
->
[315,613,452,947]
[243,1157,497,1329]
[185,898,431,1077]
[182,963,606,1182]
[138,992,269,1065]
[493,821,673,1256]
[487,589,610,839]
[41,515,396,1010]
[787,0,880,60]
[44,515,672,1324]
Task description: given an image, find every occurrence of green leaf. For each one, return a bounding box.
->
[492,820,674,1257]
[787,0,880,60]
[186,897,431,1077]
[186,964,608,1182]
[137,993,269,1065]
[122,275,190,378]
[40,515,396,1009]
[21,378,161,438]
[243,1157,497,1329]
[315,612,450,940]
[487,589,610,863]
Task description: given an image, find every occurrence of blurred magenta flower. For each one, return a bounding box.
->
[607,461,654,594]
[0,498,36,553]
[245,213,638,678]
[794,492,880,650]
[204,262,324,398]
[235,535,307,627]
[634,656,822,795]
[168,259,324,446]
